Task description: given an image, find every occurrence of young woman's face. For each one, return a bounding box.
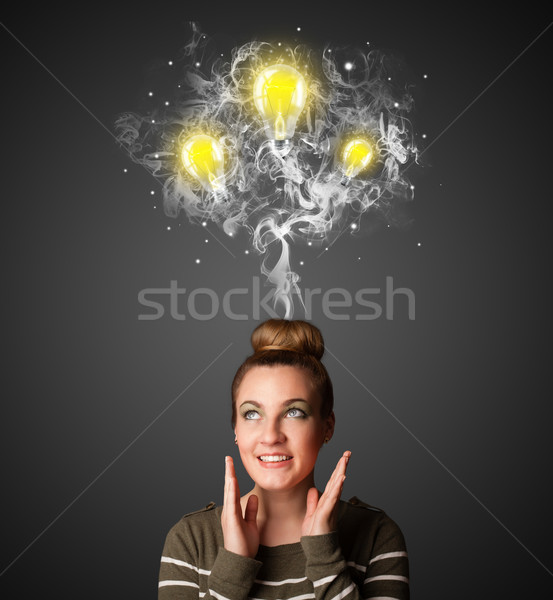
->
[234,365,334,492]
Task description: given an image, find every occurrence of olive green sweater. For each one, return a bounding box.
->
[159,497,409,600]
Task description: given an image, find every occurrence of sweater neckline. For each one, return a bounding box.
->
[213,500,348,554]
[256,541,304,556]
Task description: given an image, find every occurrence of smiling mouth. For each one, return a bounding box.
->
[258,455,293,463]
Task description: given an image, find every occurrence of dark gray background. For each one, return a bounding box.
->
[1,3,552,598]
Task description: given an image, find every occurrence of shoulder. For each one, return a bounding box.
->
[180,501,219,521]
[340,495,387,526]
[164,502,222,548]
[162,502,223,566]
[338,496,407,552]
[344,496,384,512]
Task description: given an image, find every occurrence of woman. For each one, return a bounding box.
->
[159,319,409,600]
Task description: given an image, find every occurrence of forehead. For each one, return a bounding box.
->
[237,365,318,404]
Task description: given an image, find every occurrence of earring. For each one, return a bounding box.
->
[324,437,330,444]
[234,437,238,444]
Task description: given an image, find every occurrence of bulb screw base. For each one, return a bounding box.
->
[271,139,291,153]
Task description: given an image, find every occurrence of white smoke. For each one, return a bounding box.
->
[115,22,419,318]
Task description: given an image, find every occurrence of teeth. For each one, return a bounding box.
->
[258,455,292,462]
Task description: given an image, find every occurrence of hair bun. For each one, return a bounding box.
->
[251,319,325,360]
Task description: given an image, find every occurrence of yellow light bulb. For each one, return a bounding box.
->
[341,138,374,178]
[253,64,307,144]
[181,134,226,193]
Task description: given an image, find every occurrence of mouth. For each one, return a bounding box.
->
[257,455,293,463]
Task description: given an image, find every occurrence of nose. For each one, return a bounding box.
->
[260,417,285,445]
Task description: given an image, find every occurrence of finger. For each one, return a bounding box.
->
[226,457,242,515]
[305,487,319,518]
[337,451,351,474]
[244,494,258,524]
[223,456,230,506]
[343,450,352,471]
[322,454,346,497]
[329,452,350,488]
[322,467,346,506]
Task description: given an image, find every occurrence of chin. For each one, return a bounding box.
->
[250,468,313,492]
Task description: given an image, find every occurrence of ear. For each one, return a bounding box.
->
[324,410,335,442]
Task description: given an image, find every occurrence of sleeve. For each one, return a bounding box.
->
[158,521,263,600]
[300,515,409,600]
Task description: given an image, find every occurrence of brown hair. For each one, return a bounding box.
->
[231,319,334,426]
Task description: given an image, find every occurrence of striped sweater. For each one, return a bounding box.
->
[159,497,409,600]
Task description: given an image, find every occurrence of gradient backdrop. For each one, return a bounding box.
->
[1,4,552,598]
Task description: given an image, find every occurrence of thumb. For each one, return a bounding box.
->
[244,494,259,524]
[305,487,319,518]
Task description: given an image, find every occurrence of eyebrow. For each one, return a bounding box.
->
[239,398,309,408]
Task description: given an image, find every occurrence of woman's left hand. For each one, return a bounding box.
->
[301,450,351,537]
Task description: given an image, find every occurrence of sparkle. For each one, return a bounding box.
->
[151,119,155,123]
[202,221,207,227]
[245,250,249,254]
[228,232,234,237]
[167,226,171,231]
[165,101,170,106]
[150,190,155,195]
[148,91,153,96]
[350,223,358,230]
[325,247,329,251]
[394,102,399,108]
[195,258,201,264]
[195,62,201,67]
[422,133,427,139]
[358,257,361,260]
[168,60,173,66]
[123,168,127,173]
[423,74,428,78]
[410,185,415,190]
[278,42,282,46]
[345,62,353,71]
[308,241,312,246]
[205,239,209,243]
[299,260,304,265]
[153,205,157,209]
[154,154,159,158]
[417,242,422,247]
[388,77,392,81]
[297,27,301,31]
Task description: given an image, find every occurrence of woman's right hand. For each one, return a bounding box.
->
[221,456,259,558]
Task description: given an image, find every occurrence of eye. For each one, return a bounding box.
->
[286,407,307,418]
[244,410,260,420]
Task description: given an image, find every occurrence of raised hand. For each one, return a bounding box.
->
[221,456,260,558]
[301,451,351,537]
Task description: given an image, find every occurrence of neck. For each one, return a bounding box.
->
[246,472,319,523]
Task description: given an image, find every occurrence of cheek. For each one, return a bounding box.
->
[295,426,324,455]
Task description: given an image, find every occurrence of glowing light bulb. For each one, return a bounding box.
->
[253,64,307,148]
[181,134,226,193]
[340,138,375,179]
